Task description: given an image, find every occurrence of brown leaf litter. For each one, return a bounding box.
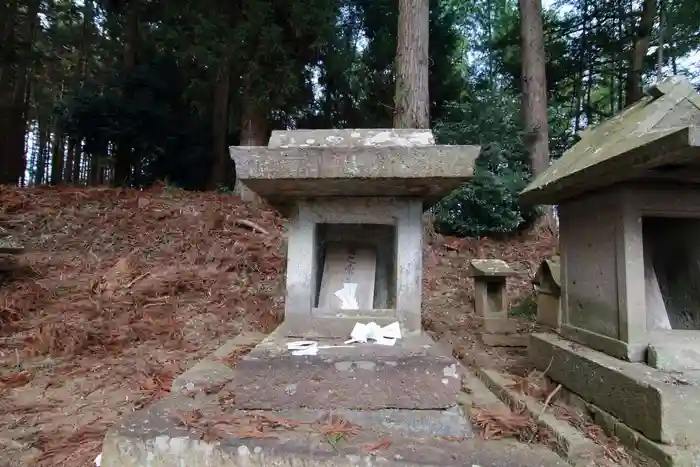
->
[0,185,563,466]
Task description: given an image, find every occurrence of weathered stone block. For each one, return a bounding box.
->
[648,343,700,372]
[230,353,462,411]
[529,332,700,445]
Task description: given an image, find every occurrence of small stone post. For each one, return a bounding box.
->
[532,256,561,330]
[468,259,525,347]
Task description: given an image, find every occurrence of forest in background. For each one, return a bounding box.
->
[1,0,699,236]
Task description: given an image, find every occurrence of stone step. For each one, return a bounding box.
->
[230,352,462,410]
[101,394,568,467]
[475,368,606,465]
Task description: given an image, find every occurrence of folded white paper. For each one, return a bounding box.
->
[345,321,402,345]
[286,340,319,356]
[334,282,359,310]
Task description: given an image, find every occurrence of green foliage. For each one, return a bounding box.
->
[432,87,540,237]
[58,55,215,189]
[12,0,700,238]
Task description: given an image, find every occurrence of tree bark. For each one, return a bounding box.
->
[0,0,39,185]
[64,138,76,183]
[393,0,430,129]
[50,131,65,185]
[519,0,549,176]
[625,0,657,106]
[35,122,48,185]
[519,0,554,230]
[656,0,664,81]
[72,140,82,184]
[208,59,232,190]
[113,0,139,186]
[235,80,268,203]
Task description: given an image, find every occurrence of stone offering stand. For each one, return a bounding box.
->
[99,129,568,466]
[522,76,700,466]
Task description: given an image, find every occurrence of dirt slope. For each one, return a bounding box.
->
[0,185,557,466]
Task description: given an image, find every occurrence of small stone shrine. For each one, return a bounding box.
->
[532,256,561,330]
[468,259,526,347]
[522,76,700,465]
[103,129,571,466]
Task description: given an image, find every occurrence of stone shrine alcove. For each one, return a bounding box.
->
[643,216,700,332]
[314,223,397,311]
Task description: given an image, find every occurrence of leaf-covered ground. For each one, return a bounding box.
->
[0,185,565,466]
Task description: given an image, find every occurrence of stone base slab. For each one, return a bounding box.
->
[529,332,700,445]
[567,392,700,467]
[231,332,462,410]
[647,331,700,372]
[101,395,567,467]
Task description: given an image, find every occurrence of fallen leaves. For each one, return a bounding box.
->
[0,185,563,467]
[472,407,537,441]
[314,413,360,438]
[35,421,111,467]
[0,369,32,388]
[135,363,178,406]
[365,438,391,452]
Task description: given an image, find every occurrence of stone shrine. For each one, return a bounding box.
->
[232,128,479,337]
[224,129,478,413]
[100,129,567,465]
[523,76,700,466]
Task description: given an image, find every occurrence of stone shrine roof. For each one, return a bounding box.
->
[521,75,700,205]
[230,129,480,214]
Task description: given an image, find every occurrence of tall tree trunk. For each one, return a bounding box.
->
[0,1,19,158]
[35,122,48,185]
[519,0,553,229]
[234,80,268,202]
[573,0,588,132]
[0,0,39,185]
[50,131,65,185]
[208,59,232,190]
[625,0,657,106]
[656,0,665,80]
[89,149,101,186]
[64,138,76,183]
[393,0,430,129]
[113,0,139,186]
[73,140,82,184]
[519,0,549,176]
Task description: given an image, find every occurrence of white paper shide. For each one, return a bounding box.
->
[345,321,401,346]
[334,282,359,310]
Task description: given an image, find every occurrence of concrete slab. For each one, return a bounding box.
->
[101,394,568,467]
[529,332,700,445]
